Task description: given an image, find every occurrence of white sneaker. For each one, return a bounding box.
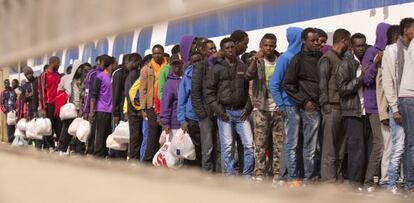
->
[272,179,286,187]
[253,176,264,183]
[366,186,376,193]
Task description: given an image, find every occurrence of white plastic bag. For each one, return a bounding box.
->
[59,103,78,120]
[34,118,52,136]
[76,119,91,142]
[12,133,28,146]
[6,111,17,125]
[68,118,83,136]
[112,121,129,144]
[16,118,28,131]
[106,134,127,151]
[152,142,183,168]
[26,119,43,140]
[159,130,171,146]
[169,129,196,160]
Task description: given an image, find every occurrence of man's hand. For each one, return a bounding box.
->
[39,110,46,118]
[304,101,317,112]
[88,112,96,122]
[181,122,189,132]
[164,127,171,135]
[220,112,229,122]
[275,108,287,119]
[381,119,389,126]
[124,113,128,122]
[374,52,384,65]
[83,113,89,120]
[142,111,148,120]
[113,116,120,125]
[362,64,369,75]
[393,111,402,125]
[240,110,250,121]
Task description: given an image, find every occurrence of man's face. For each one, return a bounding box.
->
[4,79,10,88]
[223,41,236,60]
[341,38,351,54]
[303,32,319,52]
[206,42,217,56]
[352,38,367,59]
[126,60,139,70]
[171,61,183,76]
[260,38,276,56]
[12,80,19,89]
[152,47,164,64]
[24,70,34,81]
[318,36,327,49]
[235,36,249,55]
[404,24,414,42]
[52,60,61,71]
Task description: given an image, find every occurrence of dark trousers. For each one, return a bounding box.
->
[320,107,346,182]
[128,114,143,160]
[86,120,97,154]
[364,113,383,186]
[57,118,75,152]
[6,124,15,144]
[345,116,369,186]
[142,108,161,162]
[43,104,61,149]
[70,137,86,154]
[93,112,112,158]
[199,117,221,172]
[186,119,202,167]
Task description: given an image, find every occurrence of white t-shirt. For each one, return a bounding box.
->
[354,54,366,115]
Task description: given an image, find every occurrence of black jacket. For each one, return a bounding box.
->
[336,54,364,117]
[112,65,129,117]
[124,68,141,116]
[191,59,213,119]
[283,51,322,107]
[205,58,252,116]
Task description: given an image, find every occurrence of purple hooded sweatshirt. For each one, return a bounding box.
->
[160,71,182,129]
[361,22,390,114]
[180,35,196,66]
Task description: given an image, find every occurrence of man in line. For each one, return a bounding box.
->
[0,79,17,143]
[112,54,130,125]
[205,37,254,176]
[140,44,168,162]
[283,28,322,183]
[246,33,283,183]
[319,29,351,183]
[336,33,368,189]
[38,56,61,150]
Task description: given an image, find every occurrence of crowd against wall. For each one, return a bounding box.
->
[2,16,414,195]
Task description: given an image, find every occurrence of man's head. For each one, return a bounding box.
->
[66,65,72,75]
[230,30,249,55]
[387,25,400,45]
[301,28,319,52]
[141,54,153,67]
[400,18,414,42]
[152,44,165,65]
[122,54,130,66]
[82,63,92,73]
[126,53,142,71]
[260,33,277,57]
[171,44,180,55]
[12,79,19,89]
[333,28,351,54]
[4,79,10,88]
[23,66,34,81]
[48,56,61,71]
[315,28,328,49]
[220,37,236,61]
[169,54,184,77]
[204,40,217,57]
[110,56,117,72]
[350,33,367,60]
[100,54,113,70]
[95,55,103,67]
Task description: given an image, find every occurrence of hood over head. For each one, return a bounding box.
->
[374,22,391,50]
[286,27,304,55]
[180,35,196,65]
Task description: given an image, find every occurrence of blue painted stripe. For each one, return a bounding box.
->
[166,0,413,45]
[137,26,153,56]
[64,47,79,70]
[112,32,134,60]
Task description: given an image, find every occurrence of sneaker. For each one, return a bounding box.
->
[388,186,401,195]
[288,180,302,188]
[366,186,376,193]
[253,176,264,183]
[272,178,286,187]
[59,151,69,156]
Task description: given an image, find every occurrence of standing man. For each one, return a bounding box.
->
[246,33,283,183]
[140,44,168,162]
[383,17,414,194]
[283,28,322,183]
[1,79,17,143]
[319,29,351,183]
[89,55,114,158]
[231,30,249,59]
[38,56,61,149]
[269,27,303,187]
[361,23,390,191]
[336,33,368,189]
[205,37,254,177]
[20,66,37,119]
[112,54,131,125]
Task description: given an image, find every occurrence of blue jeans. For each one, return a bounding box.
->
[386,109,405,188]
[283,106,300,180]
[299,109,320,181]
[217,110,254,176]
[399,98,414,190]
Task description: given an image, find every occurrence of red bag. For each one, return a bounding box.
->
[54,90,68,118]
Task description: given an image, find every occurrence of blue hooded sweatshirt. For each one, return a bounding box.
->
[177,64,199,124]
[269,27,303,111]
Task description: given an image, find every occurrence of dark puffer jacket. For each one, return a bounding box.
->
[205,58,252,116]
[191,59,213,119]
[336,54,364,117]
